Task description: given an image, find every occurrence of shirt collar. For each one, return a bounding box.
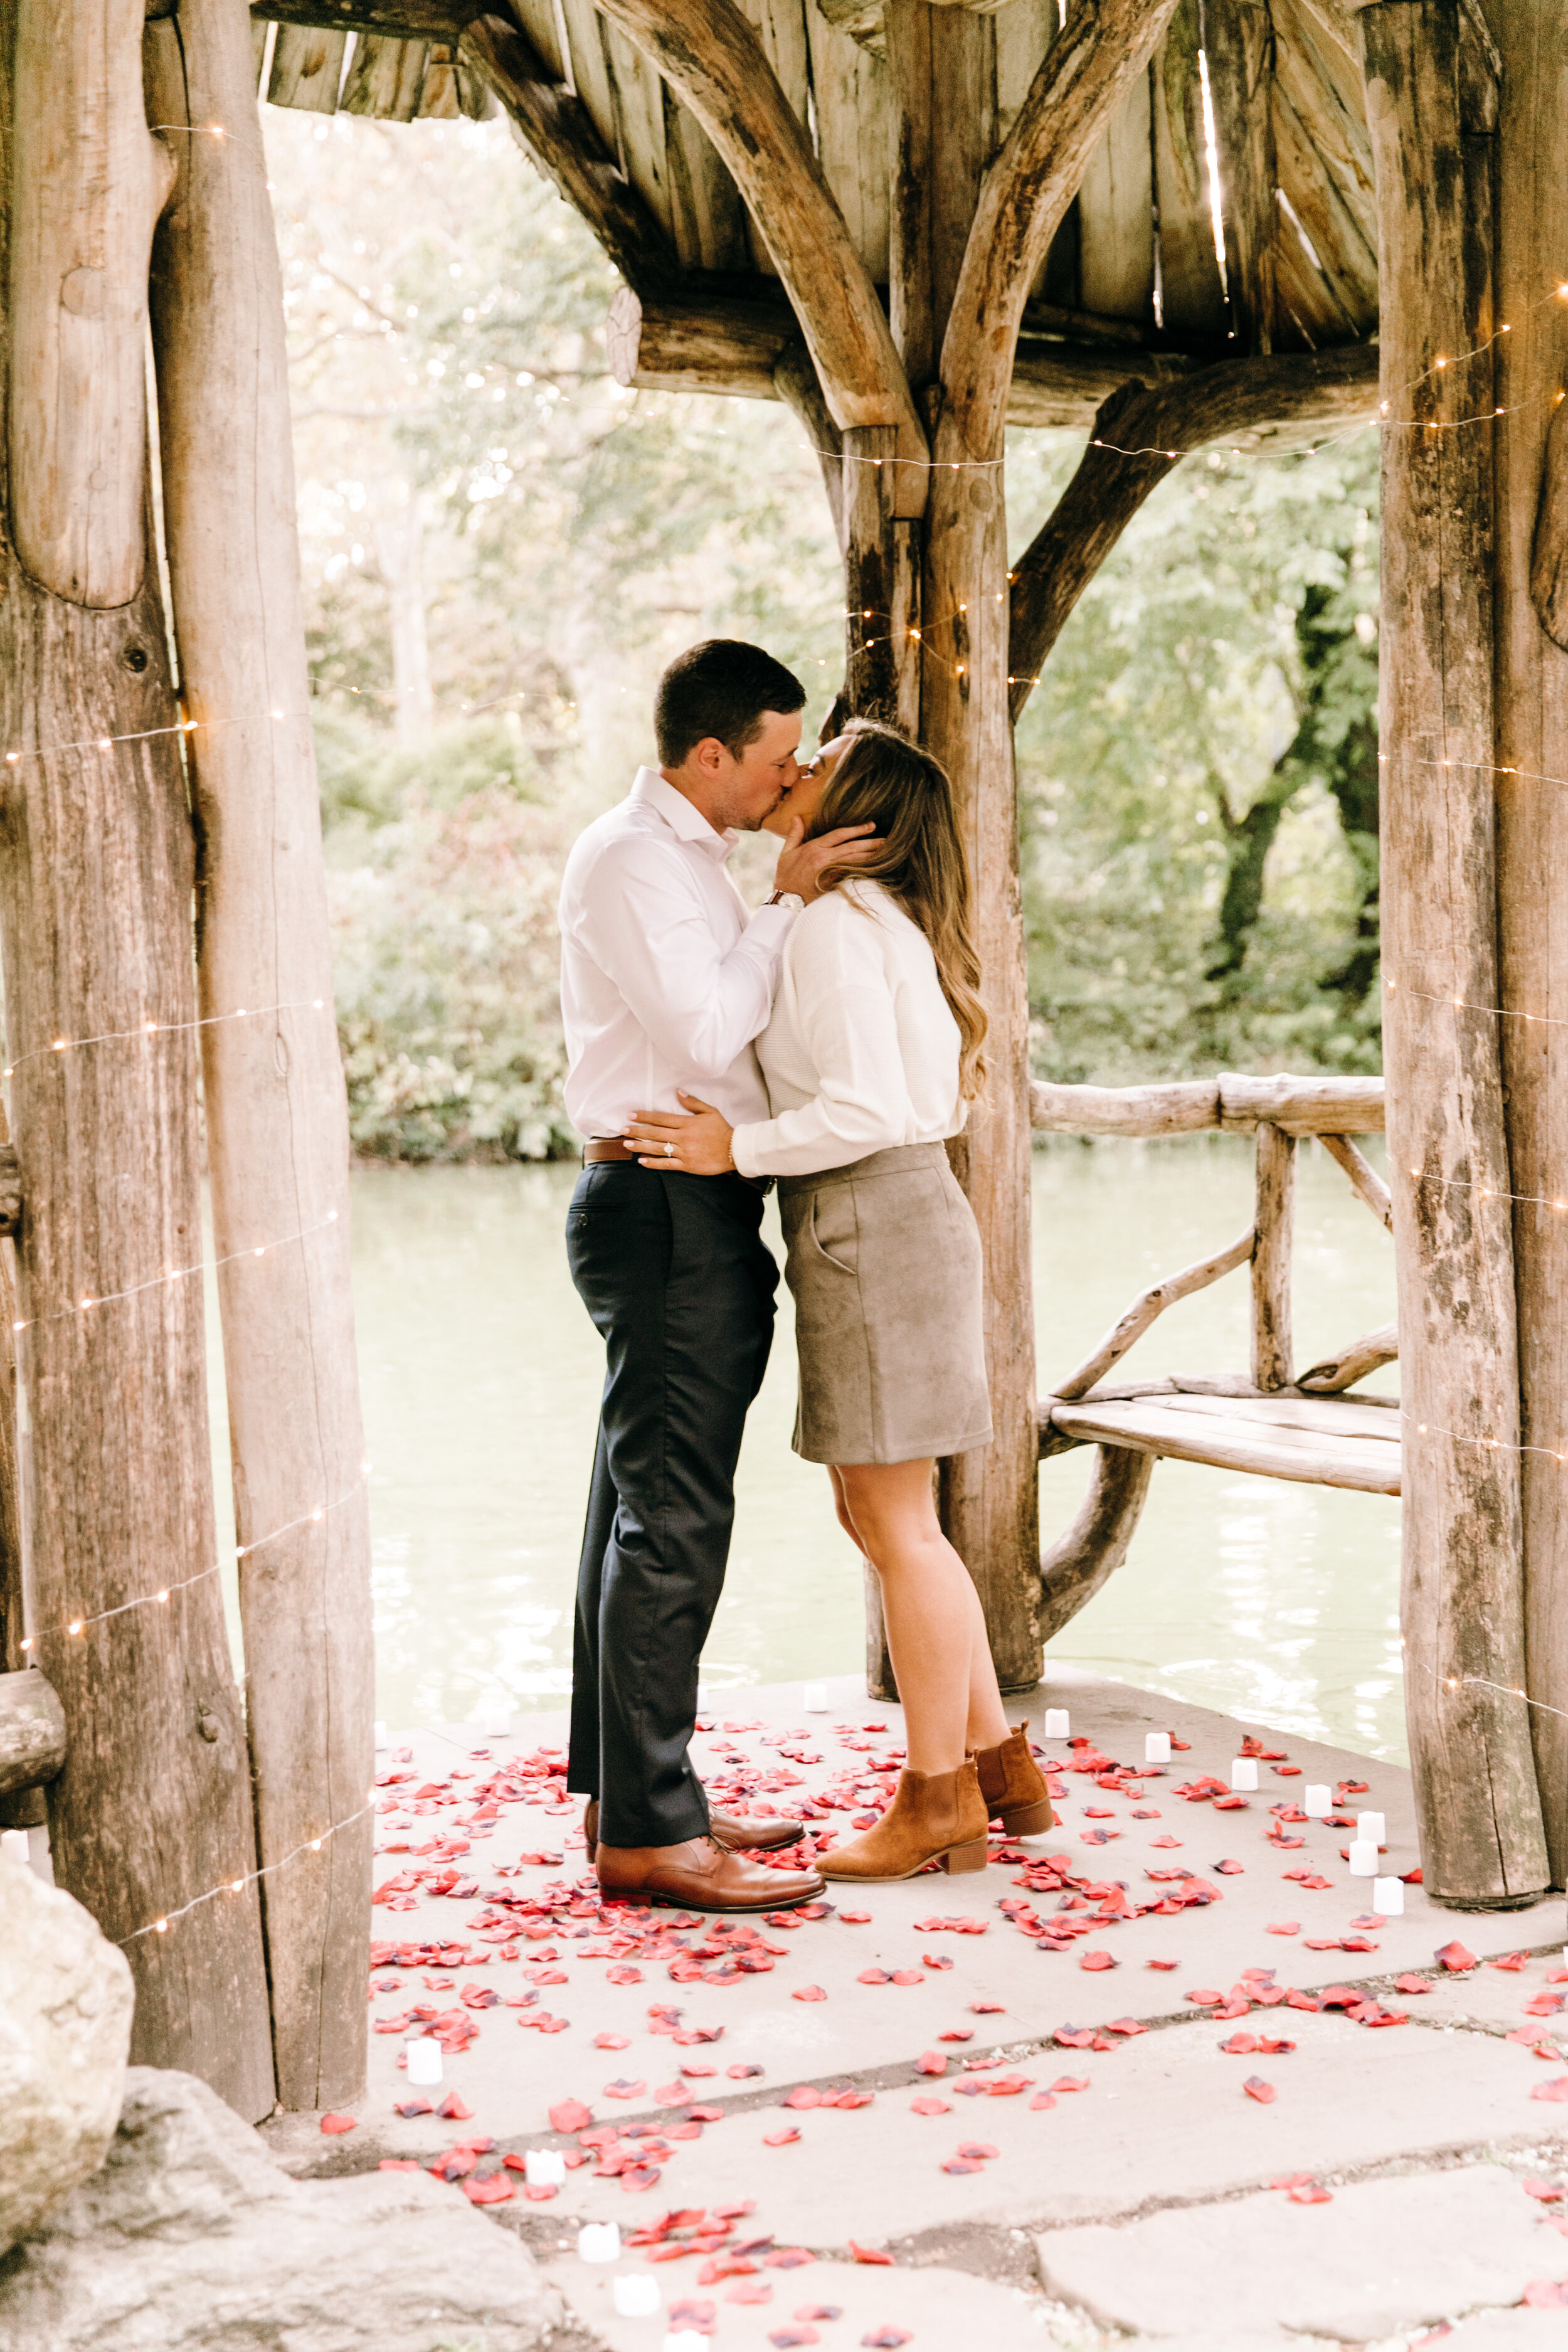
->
[631,766,737,862]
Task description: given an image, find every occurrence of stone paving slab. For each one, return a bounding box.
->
[267,1668,1562,2177]
[1439,2313,1568,2349]
[1035,2165,1568,2341]
[545,2252,1061,2352]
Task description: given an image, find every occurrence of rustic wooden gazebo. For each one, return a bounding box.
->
[0,0,1562,2123]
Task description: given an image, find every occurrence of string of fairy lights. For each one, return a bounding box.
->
[10,263,1568,1941]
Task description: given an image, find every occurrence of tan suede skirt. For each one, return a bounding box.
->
[777,1142,993,1466]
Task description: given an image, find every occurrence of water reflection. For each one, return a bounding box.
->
[236,1136,1404,1759]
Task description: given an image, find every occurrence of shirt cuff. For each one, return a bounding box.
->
[730,1121,768,1180]
[744,901,798,956]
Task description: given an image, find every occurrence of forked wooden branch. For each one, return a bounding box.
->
[7,0,176,605]
[1251,1123,1296,1392]
[1298,1322,1399,1393]
[462,18,677,292]
[1008,344,1380,721]
[1052,1225,1256,1403]
[1320,1131,1392,1229]
[940,0,1180,451]
[1039,1444,1154,1643]
[591,0,927,504]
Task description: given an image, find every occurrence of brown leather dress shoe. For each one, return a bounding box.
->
[583,1798,804,1867]
[974,1722,1056,1836]
[596,1834,825,1913]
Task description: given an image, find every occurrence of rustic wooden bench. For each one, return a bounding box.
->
[1029,1074,1396,1642]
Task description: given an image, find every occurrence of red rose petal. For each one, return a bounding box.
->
[910,2095,950,2116]
[792,1985,827,2003]
[763,2126,802,2146]
[319,2112,357,2134]
[916,2051,947,2075]
[850,2242,895,2265]
[1243,2075,1276,2104]
[1435,1939,1478,1973]
[548,2097,592,2133]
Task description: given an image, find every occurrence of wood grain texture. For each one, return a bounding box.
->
[1298,1321,1399,1392]
[805,1,894,289]
[253,0,480,38]
[1049,1396,1401,1494]
[1076,53,1154,321]
[598,18,672,235]
[0,1668,65,1796]
[464,18,677,292]
[734,0,810,278]
[556,0,620,158]
[1153,0,1227,337]
[1489,0,1568,1889]
[1039,1444,1153,1643]
[1204,0,1278,353]
[593,0,926,489]
[7,0,174,607]
[267,22,349,110]
[1052,1224,1255,1402]
[1250,1122,1296,1390]
[341,33,430,118]
[1028,1071,1383,1134]
[664,88,749,274]
[147,0,374,2109]
[1007,343,1379,721]
[1362,0,1548,1905]
[1,0,273,2117]
[939,0,1179,454]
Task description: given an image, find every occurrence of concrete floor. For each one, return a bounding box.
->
[262,1666,1568,2349]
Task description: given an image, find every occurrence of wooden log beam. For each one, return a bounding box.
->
[1251,1123,1296,1391]
[1361,0,1549,1907]
[590,0,927,504]
[1488,0,1568,1888]
[1007,344,1380,721]
[1039,1445,1154,1646]
[1052,1224,1256,1403]
[603,284,1204,426]
[461,18,677,293]
[1028,1073,1384,1136]
[1298,1322,1399,1393]
[938,0,1180,455]
[7,0,174,604]
[0,2,275,2112]
[147,0,374,2111]
[1320,1130,1393,1228]
[0,1668,65,1797]
[252,0,480,38]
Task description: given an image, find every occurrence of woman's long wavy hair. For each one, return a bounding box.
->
[807,719,988,1100]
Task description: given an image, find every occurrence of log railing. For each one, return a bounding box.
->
[1029,1074,1395,1644]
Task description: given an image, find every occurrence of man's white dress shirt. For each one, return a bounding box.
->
[730,881,966,1180]
[559,767,798,1139]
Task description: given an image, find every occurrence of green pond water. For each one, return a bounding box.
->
[207,1135,1405,1762]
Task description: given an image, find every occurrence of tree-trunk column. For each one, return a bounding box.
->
[1490,1,1568,1888]
[1360,0,1548,1904]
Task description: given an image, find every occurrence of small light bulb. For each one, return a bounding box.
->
[154,1919,169,1933]
[310,1838,322,1850]
[68,1619,83,1635]
[230,1879,245,1892]
[156,1589,169,1602]
[19,1636,32,1651]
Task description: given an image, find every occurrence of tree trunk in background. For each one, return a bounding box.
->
[0,0,273,2107]
[147,0,375,2107]
[1490,0,1568,1888]
[374,485,435,744]
[1360,0,1549,1906]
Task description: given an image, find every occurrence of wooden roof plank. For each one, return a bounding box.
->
[1272,0,1377,252]
[599,16,675,238]
[805,5,893,289]
[734,0,812,278]
[1152,3,1226,338]
[1076,60,1155,324]
[417,41,464,115]
[664,90,751,274]
[1273,80,1377,334]
[340,31,429,119]
[509,0,564,80]
[267,21,349,110]
[555,0,620,162]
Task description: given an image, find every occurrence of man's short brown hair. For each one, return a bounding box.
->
[654,639,806,768]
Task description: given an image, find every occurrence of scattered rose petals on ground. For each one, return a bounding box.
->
[1524,2180,1567,2201]
[793,1986,827,2003]
[850,2242,895,2265]
[1436,1939,1478,1973]
[911,2096,951,2116]
[1243,2076,1276,2104]
[594,2032,631,2050]
[548,2098,592,2133]
[1522,2280,1568,2307]
[763,2126,802,2146]
[916,2052,947,2075]
[861,2331,912,2348]
[1050,2076,1090,2094]
[320,2112,356,2134]
[1530,2077,1568,2103]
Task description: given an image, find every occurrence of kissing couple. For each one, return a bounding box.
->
[558,638,1053,1913]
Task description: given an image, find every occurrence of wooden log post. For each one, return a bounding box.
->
[1489,3,1568,1889]
[146,0,375,2106]
[0,0,275,2107]
[1250,1123,1296,1391]
[1359,0,1549,1905]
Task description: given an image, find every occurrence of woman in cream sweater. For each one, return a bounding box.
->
[624,721,1052,1880]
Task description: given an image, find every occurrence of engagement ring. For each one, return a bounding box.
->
[664,1140,675,1157]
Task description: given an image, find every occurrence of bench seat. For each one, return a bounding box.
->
[1047,1389,1401,1496]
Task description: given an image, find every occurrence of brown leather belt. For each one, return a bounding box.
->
[583,1137,643,1163]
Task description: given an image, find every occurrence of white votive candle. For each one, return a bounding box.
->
[374,1721,389,1751]
[525,2148,566,2187]
[1145,1732,1172,1764]
[1357,1810,1387,1848]
[0,1830,28,1866]
[664,2334,708,2352]
[613,2275,662,2318]
[1043,1708,1070,1739]
[803,1682,829,1712]
[1372,1875,1405,1915]
[579,2222,622,2264]
[1348,1838,1379,1877]
[1304,1784,1332,1818]
[405,2037,442,2086]
[487,1717,511,1739]
[1230,1757,1259,1792]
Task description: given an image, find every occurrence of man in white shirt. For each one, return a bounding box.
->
[559,640,873,1912]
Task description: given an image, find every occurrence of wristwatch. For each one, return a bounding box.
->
[766,889,805,912]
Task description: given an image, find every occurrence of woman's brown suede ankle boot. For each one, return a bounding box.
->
[974,1723,1055,1836]
[818,1757,990,1882]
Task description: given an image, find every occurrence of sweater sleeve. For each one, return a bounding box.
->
[730,897,916,1178]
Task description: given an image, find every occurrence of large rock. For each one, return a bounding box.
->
[0,1846,133,2256]
[0,2068,565,2351]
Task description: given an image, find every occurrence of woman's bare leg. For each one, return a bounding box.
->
[835,1460,1010,1775]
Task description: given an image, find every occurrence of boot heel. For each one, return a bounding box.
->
[941,1838,990,1874]
[1000,1798,1055,1837]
